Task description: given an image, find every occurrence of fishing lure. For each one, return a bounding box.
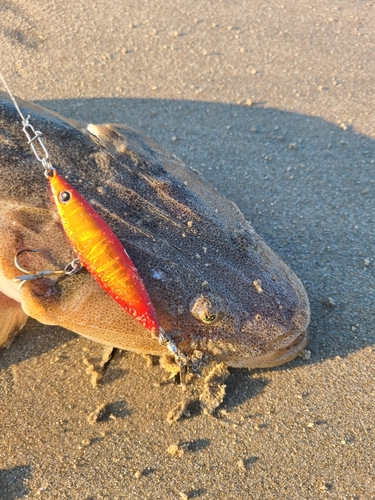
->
[49,170,159,332]
[0,71,187,373]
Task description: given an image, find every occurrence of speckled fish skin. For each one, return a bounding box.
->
[0,92,310,368]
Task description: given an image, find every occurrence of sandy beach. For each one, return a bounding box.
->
[0,1,374,498]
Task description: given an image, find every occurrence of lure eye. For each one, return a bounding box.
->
[190,294,223,325]
[58,190,72,204]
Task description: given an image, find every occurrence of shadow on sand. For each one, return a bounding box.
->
[0,465,32,499]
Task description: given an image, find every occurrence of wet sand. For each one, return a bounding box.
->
[0,1,374,498]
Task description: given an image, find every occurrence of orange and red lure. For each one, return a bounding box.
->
[48,170,159,333]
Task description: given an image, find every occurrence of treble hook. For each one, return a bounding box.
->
[13,249,82,287]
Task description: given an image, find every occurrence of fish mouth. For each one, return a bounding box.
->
[224,327,309,369]
[253,328,308,368]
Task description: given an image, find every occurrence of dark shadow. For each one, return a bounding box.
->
[223,369,270,410]
[1,96,374,380]
[107,400,131,419]
[100,367,128,385]
[96,400,131,422]
[0,465,32,499]
[187,489,207,498]
[242,456,259,470]
[84,349,128,386]
[184,438,211,452]
[141,467,156,477]
[185,399,204,419]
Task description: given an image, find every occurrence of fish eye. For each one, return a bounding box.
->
[190,294,223,325]
[203,313,217,323]
[58,190,72,204]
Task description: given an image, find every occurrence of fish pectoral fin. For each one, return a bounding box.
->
[0,292,28,348]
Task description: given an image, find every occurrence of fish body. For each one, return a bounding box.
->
[0,92,310,368]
